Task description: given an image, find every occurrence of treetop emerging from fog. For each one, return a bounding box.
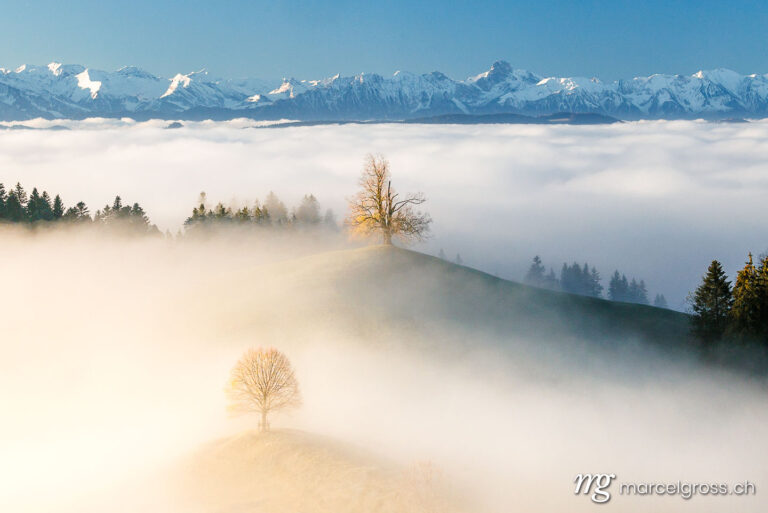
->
[346,154,431,245]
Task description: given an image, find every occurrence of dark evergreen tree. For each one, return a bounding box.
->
[14,183,27,208]
[559,262,601,297]
[638,280,649,305]
[129,203,151,228]
[560,262,580,295]
[690,260,733,345]
[94,195,156,234]
[52,194,64,219]
[525,256,546,287]
[608,271,625,301]
[40,191,54,221]
[544,268,559,290]
[0,183,6,219]
[4,190,25,222]
[27,187,42,221]
[653,294,668,308]
[64,201,91,222]
[756,255,768,343]
[627,279,649,304]
[589,266,603,298]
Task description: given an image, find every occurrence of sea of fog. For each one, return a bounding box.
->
[1,233,766,513]
[1,118,766,306]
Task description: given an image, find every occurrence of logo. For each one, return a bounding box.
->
[574,473,617,504]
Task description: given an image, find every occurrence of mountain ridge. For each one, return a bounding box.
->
[2,60,768,121]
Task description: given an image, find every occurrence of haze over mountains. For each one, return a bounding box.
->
[2,60,768,121]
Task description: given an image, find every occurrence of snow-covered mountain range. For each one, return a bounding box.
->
[2,60,768,121]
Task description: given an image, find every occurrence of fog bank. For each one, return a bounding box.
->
[1,118,765,305]
[0,231,765,512]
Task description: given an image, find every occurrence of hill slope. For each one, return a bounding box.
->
[223,245,692,360]
[175,430,466,513]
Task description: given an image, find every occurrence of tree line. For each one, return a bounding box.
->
[523,255,667,308]
[1,154,431,244]
[0,181,157,233]
[184,192,338,232]
[689,253,768,347]
[0,182,341,237]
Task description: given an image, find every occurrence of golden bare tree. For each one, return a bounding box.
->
[347,154,431,244]
[226,347,301,432]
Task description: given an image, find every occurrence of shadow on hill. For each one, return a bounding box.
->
[241,245,767,376]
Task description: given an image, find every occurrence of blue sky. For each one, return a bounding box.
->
[2,0,767,80]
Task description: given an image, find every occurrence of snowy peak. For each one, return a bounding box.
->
[47,62,63,76]
[161,70,208,98]
[75,69,101,99]
[268,78,307,99]
[468,60,541,93]
[1,60,768,121]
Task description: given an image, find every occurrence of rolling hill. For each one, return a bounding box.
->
[175,429,467,513]
[219,244,694,363]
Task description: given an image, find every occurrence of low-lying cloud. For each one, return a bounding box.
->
[1,118,766,305]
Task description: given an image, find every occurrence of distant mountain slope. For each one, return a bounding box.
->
[2,60,768,121]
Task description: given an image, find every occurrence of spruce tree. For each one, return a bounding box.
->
[52,195,64,219]
[4,190,25,222]
[608,271,621,300]
[729,253,760,339]
[27,187,42,221]
[756,255,768,343]
[525,256,546,286]
[295,194,321,225]
[608,271,629,301]
[64,201,90,222]
[14,183,27,208]
[628,278,641,303]
[589,267,603,298]
[0,183,6,219]
[130,203,150,227]
[544,268,559,290]
[653,294,668,308]
[40,191,54,221]
[690,260,733,345]
[637,280,649,305]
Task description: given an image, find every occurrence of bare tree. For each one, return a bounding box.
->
[347,154,431,244]
[226,347,301,431]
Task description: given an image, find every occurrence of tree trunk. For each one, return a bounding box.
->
[260,409,268,432]
[383,230,392,245]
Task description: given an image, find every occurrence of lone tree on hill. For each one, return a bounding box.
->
[347,154,431,245]
[226,347,301,432]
